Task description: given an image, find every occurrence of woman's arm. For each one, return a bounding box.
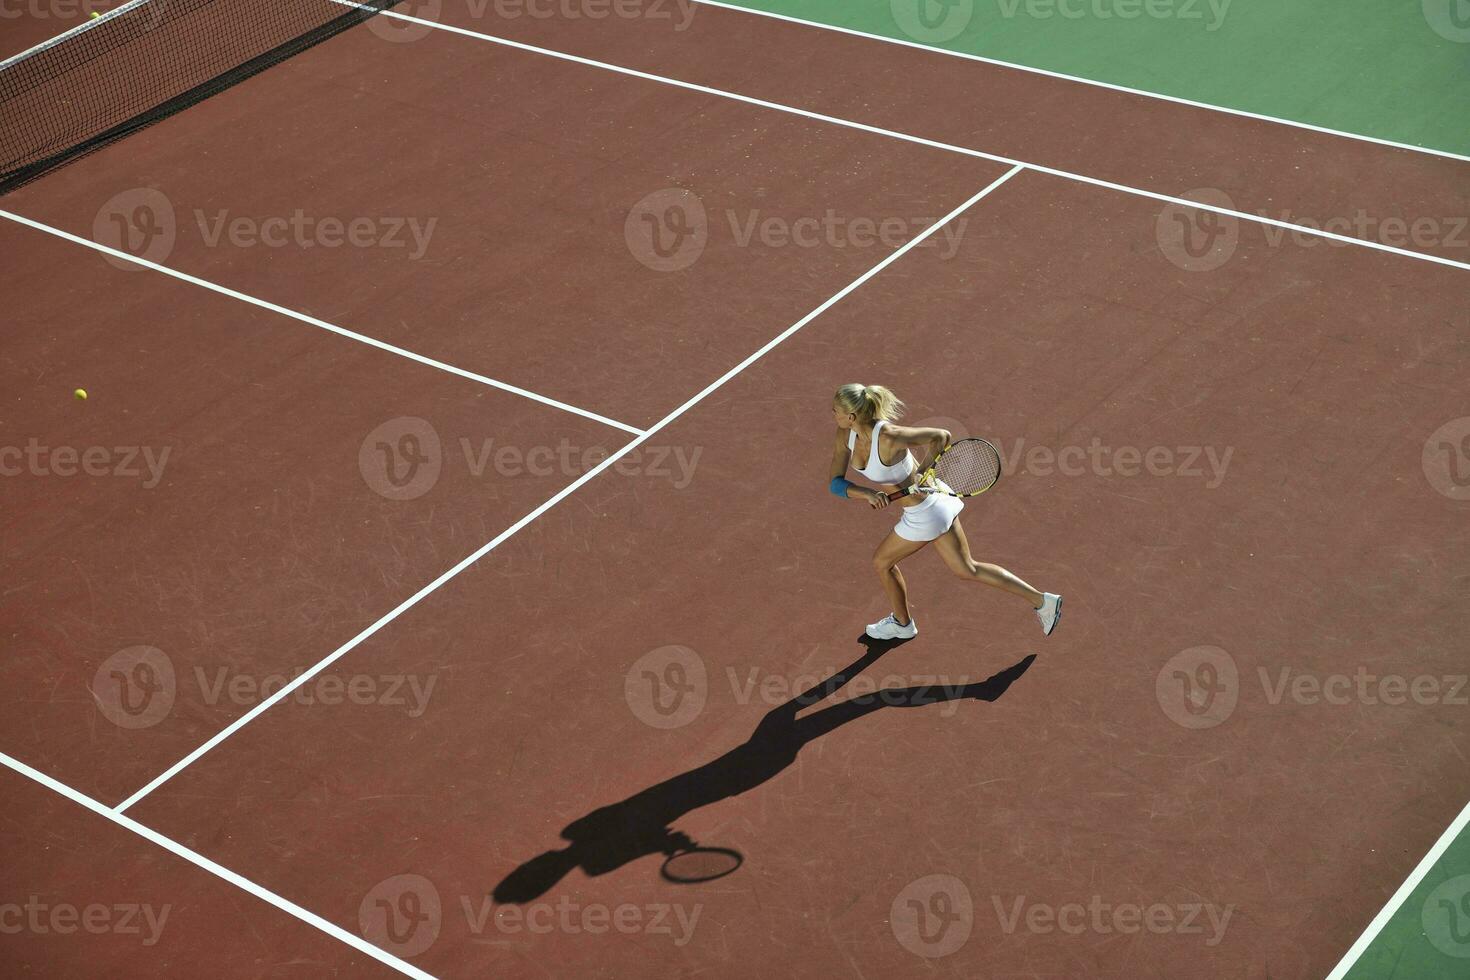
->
[829,428,888,508]
[883,424,952,481]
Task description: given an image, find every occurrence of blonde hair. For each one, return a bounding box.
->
[834,383,905,425]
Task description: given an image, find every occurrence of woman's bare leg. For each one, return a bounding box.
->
[932,518,1045,608]
[872,531,930,624]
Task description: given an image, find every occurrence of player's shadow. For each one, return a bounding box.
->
[492,637,1036,903]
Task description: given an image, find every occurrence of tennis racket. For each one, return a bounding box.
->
[885,438,1002,501]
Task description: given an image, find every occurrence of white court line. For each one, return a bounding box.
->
[115,166,1024,813]
[629,11,1470,969]
[345,4,1470,275]
[0,750,435,979]
[0,209,645,436]
[694,0,1470,166]
[1326,795,1470,978]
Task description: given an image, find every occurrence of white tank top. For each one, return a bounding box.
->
[848,420,915,484]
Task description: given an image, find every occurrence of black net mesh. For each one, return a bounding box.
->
[934,439,1002,494]
[0,0,402,194]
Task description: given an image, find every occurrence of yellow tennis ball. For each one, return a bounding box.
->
[90,11,100,18]
[74,388,88,401]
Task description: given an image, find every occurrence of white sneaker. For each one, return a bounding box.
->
[1036,593,1062,636]
[865,614,918,640]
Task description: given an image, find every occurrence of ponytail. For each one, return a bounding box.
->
[834,383,905,425]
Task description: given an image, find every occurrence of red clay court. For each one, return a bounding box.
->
[2,2,1469,977]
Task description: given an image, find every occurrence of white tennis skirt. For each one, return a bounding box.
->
[894,491,964,542]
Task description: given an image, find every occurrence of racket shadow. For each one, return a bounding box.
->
[492,638,1037,904]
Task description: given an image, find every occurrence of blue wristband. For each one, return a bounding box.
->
[829,477,854,498]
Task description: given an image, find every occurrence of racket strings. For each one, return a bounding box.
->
[933,441,1002,495]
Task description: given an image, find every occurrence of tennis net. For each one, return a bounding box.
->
[0,0,402,194]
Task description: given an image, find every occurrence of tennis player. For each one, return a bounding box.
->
[829,383,1061,640]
